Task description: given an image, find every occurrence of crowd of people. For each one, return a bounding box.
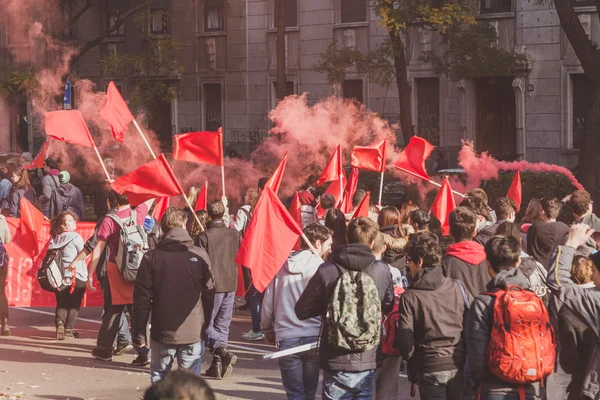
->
[1,156,600,400]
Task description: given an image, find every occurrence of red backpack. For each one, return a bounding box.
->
[484,285,556,385]
[381,287,405,356]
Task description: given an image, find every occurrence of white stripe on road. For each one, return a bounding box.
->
[13,307,271,355]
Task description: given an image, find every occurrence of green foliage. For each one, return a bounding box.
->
[0,62,36,95]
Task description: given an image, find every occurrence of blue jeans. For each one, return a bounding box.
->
[250,285,264,333]
[150,340,204,384]
[322,369,376,400]
[205,292,235,352]
[278,336,320,400]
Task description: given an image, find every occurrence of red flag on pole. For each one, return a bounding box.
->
[152,197,170,221]
[507,171,522,211]
[351,140,387,172]
[265,152,288,195]
[100,81,134,143]
[289,192,303,250]
[430,177,456,236]
[352,191,371,219]
[194,181,208,211]
[19,198,46,256]
[23,138,51,170]
[111,154,185,207]
[235,187,303,292]
[45,110,94,148]
[394,136,435,181]
[317,170,347,218]
[316,145,343,186]
[173,130,224,166]
[342,167,359,213]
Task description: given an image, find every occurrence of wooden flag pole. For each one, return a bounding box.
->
[378,171,384,206]
[92,143,112,182]
[395,166,466,198]
[300,232,323,262]
[221,165,226,198]
[132,119,158,159]
[182,195,205,232]
[339,173,344,207]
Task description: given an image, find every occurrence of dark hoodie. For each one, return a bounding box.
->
[49,183,84,220]
[442,241,490,297]
[133,228,215,346]
[396,266,471,373]
[295,244,394,372]
[467,268,540,397]
[527,221,569,269]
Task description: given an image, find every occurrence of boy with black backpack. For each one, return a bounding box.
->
[467,235,556,400]
[295,217,393,399]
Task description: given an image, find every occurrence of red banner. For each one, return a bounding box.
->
[4,218,103,307]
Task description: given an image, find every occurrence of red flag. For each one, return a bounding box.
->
[235,187,303,292]
[351,140,387,172]
[20,198,46,256]
[352,191,371,219]
[265,152,288,195]
[23,139,51,170]
[342,167,359,213]
[194,181,208,211]
[317,145,343,186]
[45,110,94,148]
[289,192,303,250]
[394,136,434,181]
[317,170,347,218]
[430,177,456,236]
[152,197,170,221]
[173,128,224,166]
[111,154,184,207]
[507,171,522,211]
[100,81,134,143]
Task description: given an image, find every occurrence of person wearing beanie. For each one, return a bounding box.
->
[39,158,61,217]
[49,171,84,221]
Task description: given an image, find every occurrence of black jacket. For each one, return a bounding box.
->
[133,228,214,346]
[49,183,84,221]
[527,221,569,269]
[442,241,490,297]
[295,244,394,372]
[196,219,240,293]
[467,268,540,396]
[396,266,471,373]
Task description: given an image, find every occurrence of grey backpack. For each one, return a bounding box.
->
[108,210,148,281]
[326,263,381,351]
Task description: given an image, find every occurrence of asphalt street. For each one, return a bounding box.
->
[0,307,413,400]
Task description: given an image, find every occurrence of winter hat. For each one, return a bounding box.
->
[59,171,70,184]
[45,158,59,170]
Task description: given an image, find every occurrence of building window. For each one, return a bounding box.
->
[151,9,169,34]
[342,79,363,103]
[416,78,440,146]
[205,0,224,32]
[572,0,595,6]
[572,74,591,150]
[204,83,222,131]
[61,0,75,39]
[480,0,512,13]
[341,0,367,23]
[108,13,125,36]
[106,43,118,57]
[272,81,296,106]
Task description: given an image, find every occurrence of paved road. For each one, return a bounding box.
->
[0,307,413,400]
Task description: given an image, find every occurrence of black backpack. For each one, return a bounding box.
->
[37,245,71,293]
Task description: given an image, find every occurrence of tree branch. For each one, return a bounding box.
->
[59,0,95,36]
[69,0,153,69]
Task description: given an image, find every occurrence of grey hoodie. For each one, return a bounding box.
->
[48,231,87,282]
[261,250,322,342]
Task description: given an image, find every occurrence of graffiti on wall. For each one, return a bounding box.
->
[228,129,269,144]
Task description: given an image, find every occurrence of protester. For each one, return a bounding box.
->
[93,157,115,219]
[7,168,36,217]
[318,194,336,224]
[521,198,543,234]
[0,211,12,336]
[297,190,318,228]
[378,206,409,274]
[345,189,377,222]
[133,207,215,384]
[188,210,209,242]
[49,171,84,220]
[48,211,87,340]
[261,223,332,400]
[324,208,346,252]
[442,207,490,297]
[87,191,152,365]
[143,369,216,400]
[229,187,258,233]
[0,164,14,210]
[473,197,518,246]
[468,235,551,400]
[557,255,599,400]
[568,190,600,255]
[197,200,239,378]
[396,231,471,400]
[39,158,61,218]
[295,217,393,400]
[466,188,495,222]
[398,202,419,230]
[527,198,569,269]
[460,196,494,245]
[409,209,431,233]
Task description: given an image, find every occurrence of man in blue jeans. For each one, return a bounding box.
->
[133,207,214,384]
[261,224,333,399]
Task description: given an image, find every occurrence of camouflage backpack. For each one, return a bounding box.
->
[326,263,381,351]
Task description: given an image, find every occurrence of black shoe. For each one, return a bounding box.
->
[220,350,237,378]
[56,322,65,340]
[1,317,9,336]
[92,348,113,361]
[131,354,150,366]
[205,356,222,379]
[113,341,134,356]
